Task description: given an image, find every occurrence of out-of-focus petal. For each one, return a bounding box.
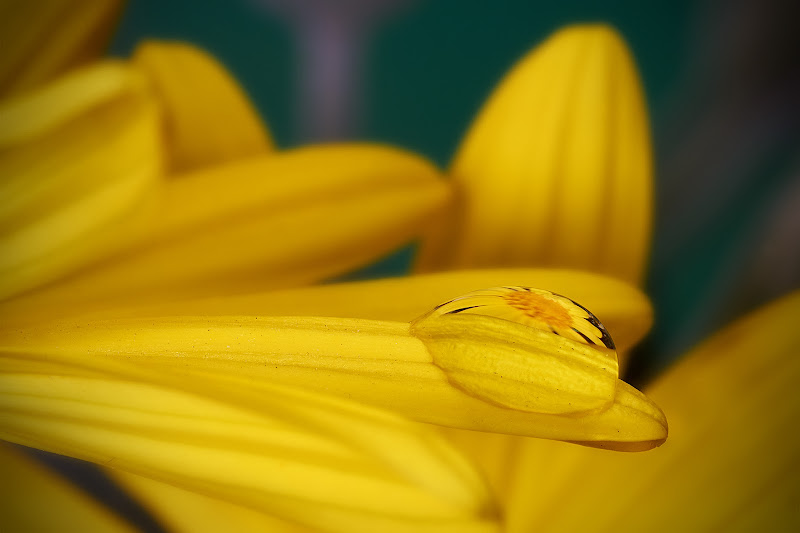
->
[0,144,448,324]
[416,25,652,286]
[133,41,274,173]
[504,291,800,532]
[0,443,136,533]
[0,0,123,98]
[0,61,163,301]
[0,61,134,146]
[1,310,665,449]
[0,355,499,533]
[109,470,315,533]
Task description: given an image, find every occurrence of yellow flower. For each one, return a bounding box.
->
[0,15,796,533]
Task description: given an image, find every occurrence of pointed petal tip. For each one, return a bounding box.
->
[553,22,623,37]
[419,22,651,284]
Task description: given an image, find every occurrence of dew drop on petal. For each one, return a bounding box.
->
[411,287,619,414]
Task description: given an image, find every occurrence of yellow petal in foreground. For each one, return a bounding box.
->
[134,40,274,173]
[0,357,497,533]
[417,25,652,285]
[0,0,123,98]
[105,268,653,353]
[109,470,314,533]
[504,291,800,532]
[0,144,448,322]
[0,443,136,533]
[2,293,665,449]
[0,61,162,300]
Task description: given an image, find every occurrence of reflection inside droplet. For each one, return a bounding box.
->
[426,286,615,350]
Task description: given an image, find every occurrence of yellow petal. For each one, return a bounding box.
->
[0,356,498,533]
[440,429,520,502]
[417,25,652,285]
[133,40,274,173]
[2,305,665,449]
[0,144,448,322]
[504,291,800,532]
[0,61,163,300]
[0,1,123,98]
[81,268,652,354]
[0,443,136,533]
[109,469,319,533]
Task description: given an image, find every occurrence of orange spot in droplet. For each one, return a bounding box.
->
[503,291,572,329]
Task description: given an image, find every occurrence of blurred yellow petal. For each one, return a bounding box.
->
[0,61,163,300]
[441,429,520,502]
[0,355,498,533]
[0,144,448,323]
[0,443,136,533]
[2,300,665,449]
[0,0,123,98]
[504,291,800,532]
[109,470,316,533]
[134,40,274,173]
[0,61,134,146]
[417,25,652,285]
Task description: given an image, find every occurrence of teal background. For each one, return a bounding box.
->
[109,0,693,166]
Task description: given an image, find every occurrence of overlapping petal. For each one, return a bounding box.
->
[1,144,450,326]
[0,37,283,304]
[133,40,274,172]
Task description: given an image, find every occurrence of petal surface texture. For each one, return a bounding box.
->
[504,291,800,532]
[0,352,498,533]
[0,443,136,533]
[416,25,652,286]
[133,40,274,173]
[0,61,162,300]
[0,0,123,98]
